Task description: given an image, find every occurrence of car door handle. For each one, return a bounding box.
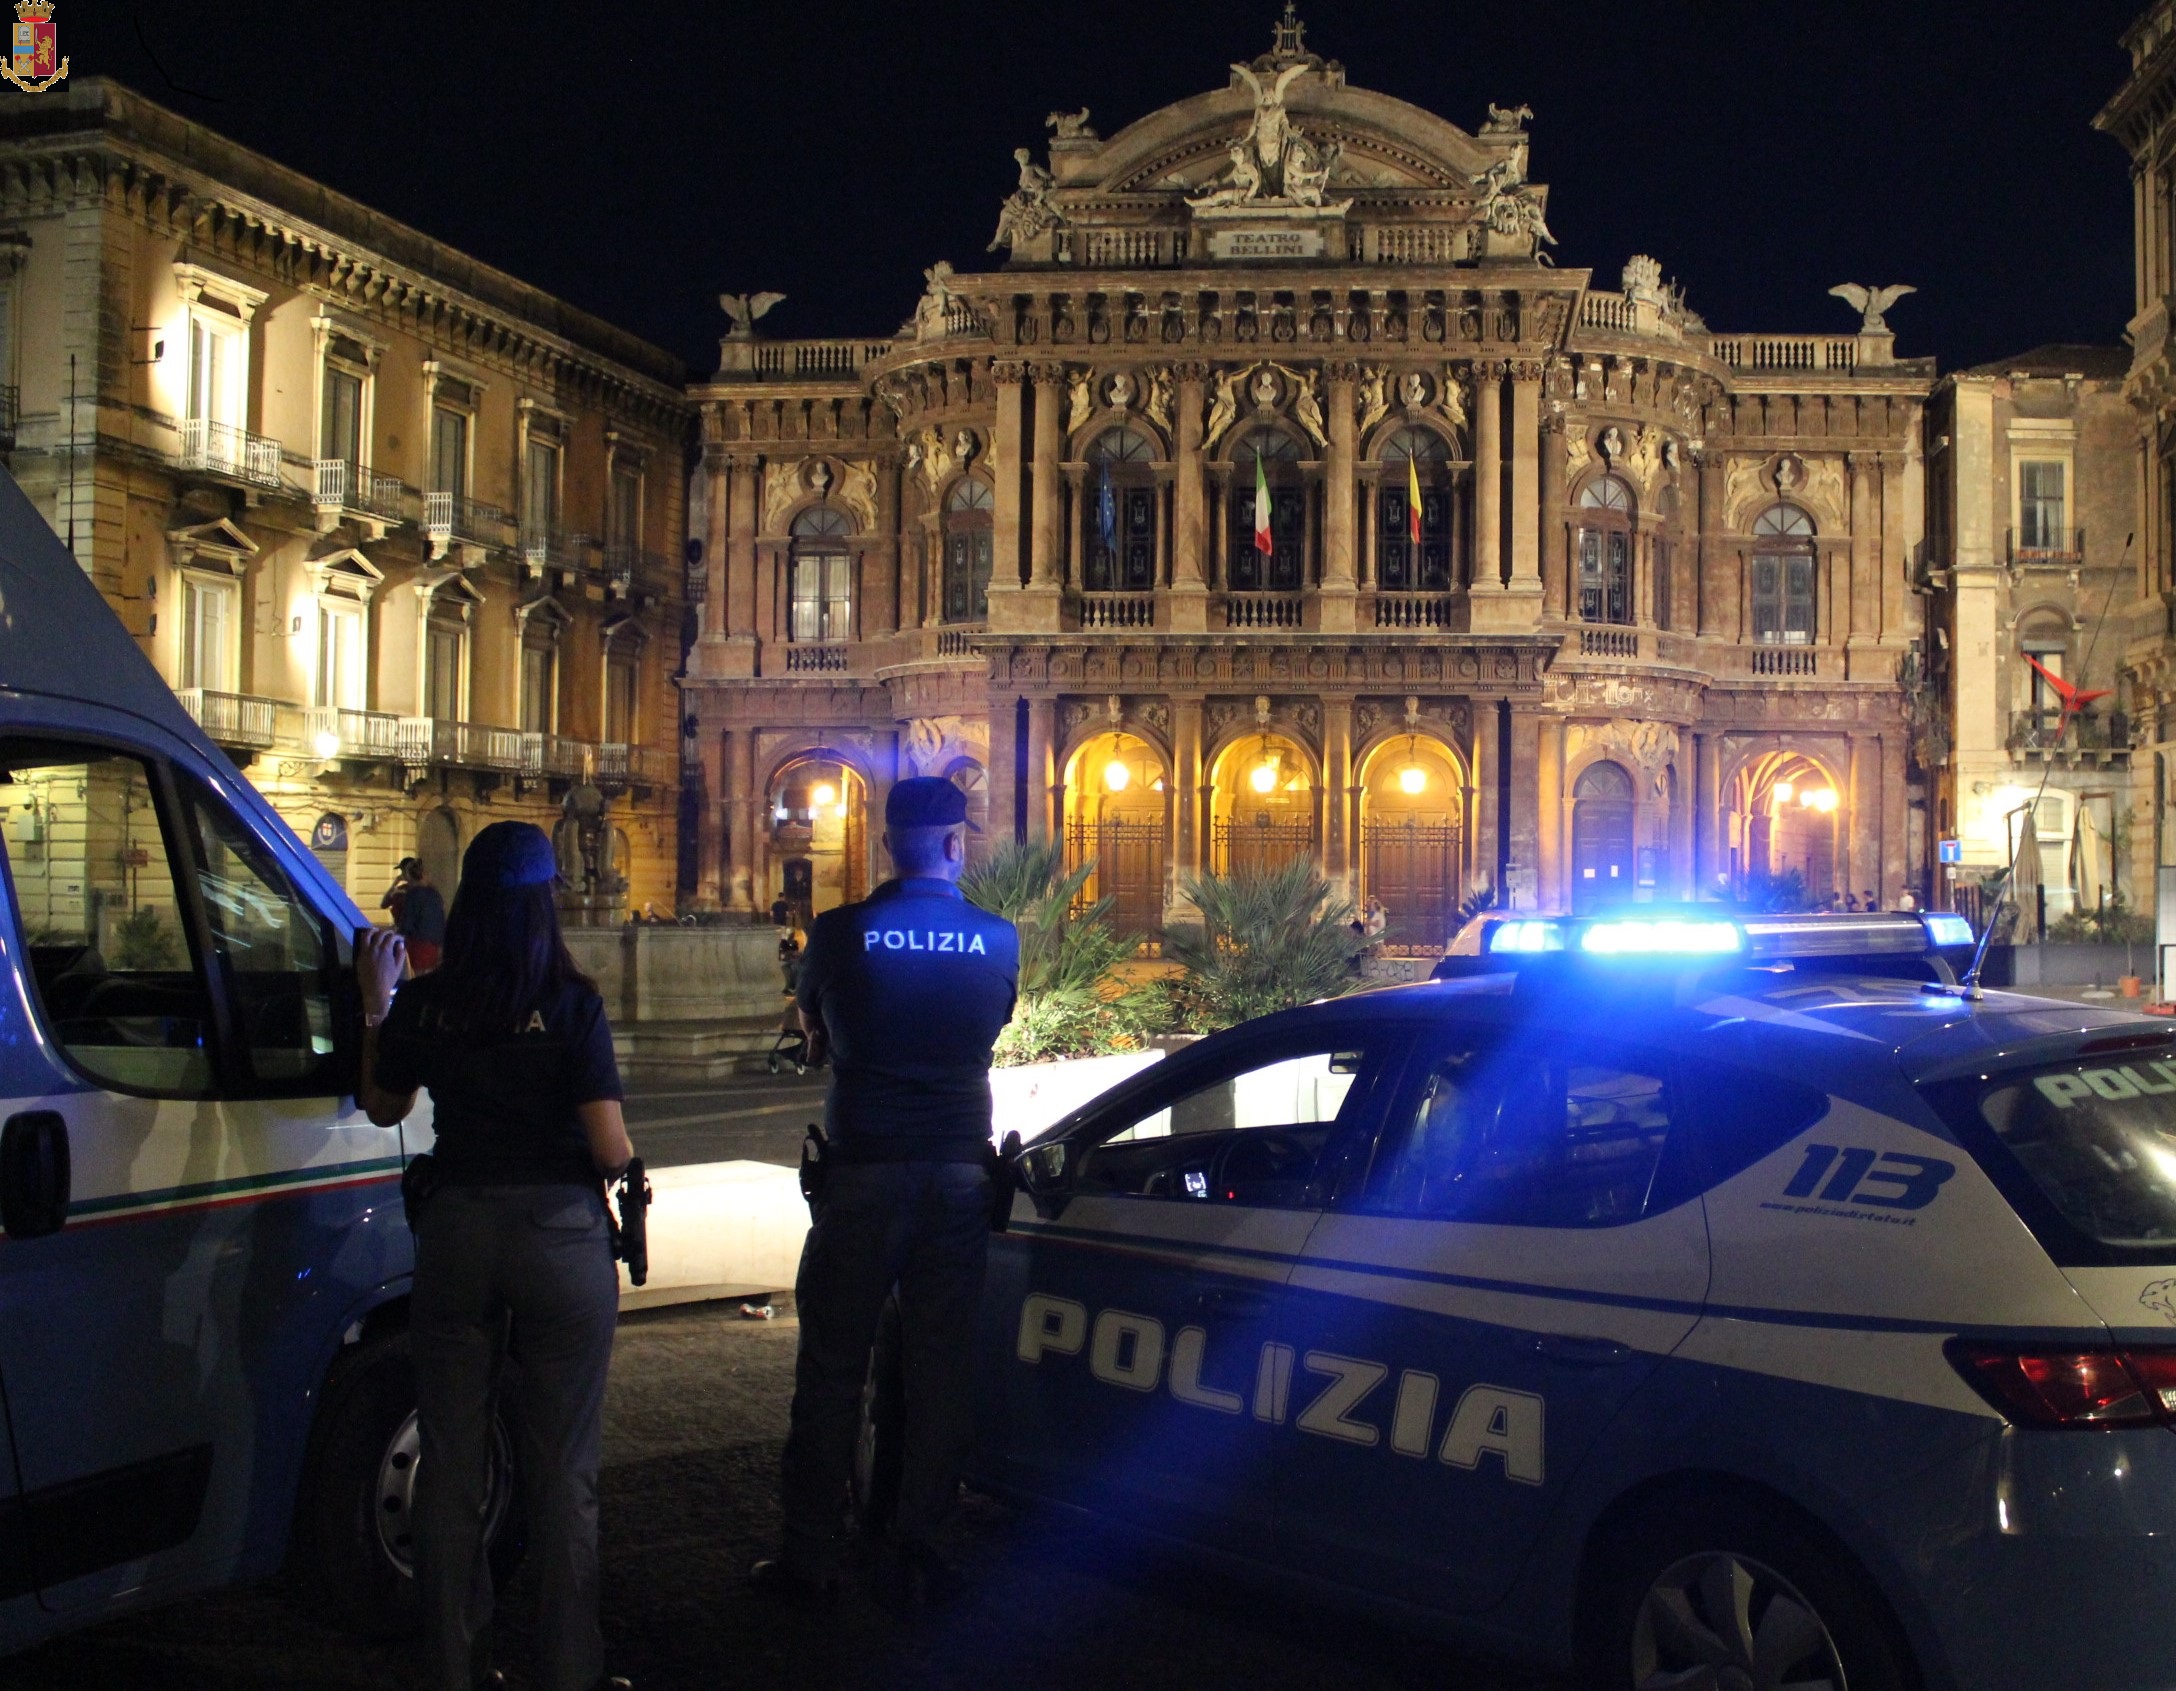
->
[1191,1286,1275,1320]
[1528,1333,1633,1367]
[0,1109,70,1240]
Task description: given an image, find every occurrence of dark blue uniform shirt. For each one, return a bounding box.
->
[377,976,623,1186]
[796,877,1019,1160]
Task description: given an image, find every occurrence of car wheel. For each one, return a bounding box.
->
[292,1329,526,1639]
[1586,1495,1915,1691]
[851,1295,905,1536]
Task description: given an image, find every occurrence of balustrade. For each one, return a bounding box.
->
[1078,592,1155,630]
[783,643,848,674]
[178,688,279,750]
[1223,592,1304,630]
[1751,647,1819,677]
[1372,592,1457,630]
[177,419,284,490]
[1578,626,1640,658]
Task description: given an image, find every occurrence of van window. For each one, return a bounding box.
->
[1377,1037,1674,1227]
[0,747,215,1094]
[183,785,340,1088]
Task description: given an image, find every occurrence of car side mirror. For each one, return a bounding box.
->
[1017,1136,1072,1216]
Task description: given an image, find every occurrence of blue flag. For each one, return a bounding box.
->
[1096,460,1117,550]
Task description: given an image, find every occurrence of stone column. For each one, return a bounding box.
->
[699,443,728,641]
[1321,362,1359,634]
[1539,415,1568,620]
[1024,694,1057,843]
[696,722,727,909]
[1881,730,1908,907]
[1170,697,1203,882]
[986,360,1031,627]
[1880,450,1911,645]
[1537,714,1565,911]
[1170,361,1209,633]
[1323,696,1354,895]
[1470,363,1502,596]
[917,515,943,629]
[1506,701,1542,909]
[1471,700,1500,902]
[985,683,1022,843]
[1507,362,1543,601]
[1696,449,1725,639]
[1848,451,1878,644]
[1693,730,1721,899]
[1844,734,1870,904]
[721,451,759,679]
[1667,750,1695,899]
[868,452,900,639]
[1029,362,1065,589]
[724,727,756,914]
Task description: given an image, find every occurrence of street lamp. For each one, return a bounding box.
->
[1103,759,1130,792]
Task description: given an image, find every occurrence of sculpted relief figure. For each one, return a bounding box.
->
[1828,282,1915,335]
[1471,156,1557,260]
[914,261,960,337]
[1065,368,1093,434]
[1479,101,1533,135]
[1204,367,1245,450]
[1292,368,1328,447]
[1436,368,1468,432]
[989,148,1061,253]
[1045,107,1096,141]
[1185,60,1348,211]
[1145,367,1175,434]
[1400,372,1431,410]
[1356,367,1390,438]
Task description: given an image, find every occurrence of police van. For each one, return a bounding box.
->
[0,474,496,1651]
[966,909,2176,1690]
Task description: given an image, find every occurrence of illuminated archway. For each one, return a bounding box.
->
[765,753,868,928]
[1356,733,1467,952]
[1062,731,1168,940]
[1724,749,1841,908]
[1208,730,1317,876]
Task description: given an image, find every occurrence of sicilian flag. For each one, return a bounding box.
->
[1096,459,1117,550]
[1407,453,1424,544]
[1253,451,1273,555]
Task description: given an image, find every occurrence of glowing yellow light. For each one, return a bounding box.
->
[811,782,837,808]
[1807,787,1839,813]
[312,730,341,761]
[1151,777,1165,792]
[1103,760,1131,793]
[1398,764,1427,795]
[1772,779,1795,804]
[1250,760,1278,794]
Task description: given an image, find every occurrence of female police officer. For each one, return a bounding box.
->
[356,820,634,1691]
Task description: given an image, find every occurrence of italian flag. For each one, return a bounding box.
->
[1407,453,1424,543]
[1254,451,1273,554]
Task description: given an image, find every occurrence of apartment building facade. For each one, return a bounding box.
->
[0,80,691,916]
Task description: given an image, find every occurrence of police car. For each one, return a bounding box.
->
[0,472,495,1653]
[961,909,2176,1691]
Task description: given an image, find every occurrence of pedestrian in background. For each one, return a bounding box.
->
[752,777,1019,1605]
[357,821,634,1691]
[384,855,448,973]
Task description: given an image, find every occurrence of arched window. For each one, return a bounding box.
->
[1576,476,1635,625]
[1751,504,1816,646]
[1229,426,1304,593]
[1377,427,1453,592]
[943,479,993,623]
[789,505,853,643]
[1085,427,1156,592]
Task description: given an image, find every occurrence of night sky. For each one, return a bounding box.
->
[72,1,2146,379]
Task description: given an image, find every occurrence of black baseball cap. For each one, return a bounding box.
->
[885,776,978,831]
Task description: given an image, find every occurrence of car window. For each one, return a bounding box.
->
[1376,1036,1674,1227]
[0,744,216,1095]
[1078,1041,1381,1208]
[183,785,342,1090]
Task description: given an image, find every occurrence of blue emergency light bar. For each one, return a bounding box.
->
[1478,910,1977,966]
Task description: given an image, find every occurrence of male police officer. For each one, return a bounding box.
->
[751,776,1019,1603]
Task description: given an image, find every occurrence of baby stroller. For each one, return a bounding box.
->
[767,1021,810,1076]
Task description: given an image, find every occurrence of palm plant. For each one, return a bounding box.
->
[1163,857,1369,1032]
[961,838,1154,1063]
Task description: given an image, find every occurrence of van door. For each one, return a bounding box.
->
[0,732,381,1616]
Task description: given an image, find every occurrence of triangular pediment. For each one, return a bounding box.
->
[168,517,258,573]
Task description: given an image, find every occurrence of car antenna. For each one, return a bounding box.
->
[1957,532,2132,1001]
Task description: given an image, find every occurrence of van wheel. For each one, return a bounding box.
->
[851,1295,905,1536]
[293,1330,526,1639]
[1583,1495,1915,1691]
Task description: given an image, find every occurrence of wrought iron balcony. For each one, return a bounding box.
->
[596,742,658,787]
[314,458,409,525]
[520,524,592,576]
[398,717,525,773]
[0,383,19,452]
[2008,526,2086,565]
[177,688,279,750]
[601,542,666,596]
[302,704,407,762]
[2009,709,2130,756]
[425,492,513,557]
[177,419,284,491]
[519,732,590,781]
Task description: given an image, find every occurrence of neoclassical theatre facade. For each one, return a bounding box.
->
[684,13,1935,947]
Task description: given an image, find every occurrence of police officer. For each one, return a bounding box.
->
[357,821,634,1691]
[751,776,1019,1602]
